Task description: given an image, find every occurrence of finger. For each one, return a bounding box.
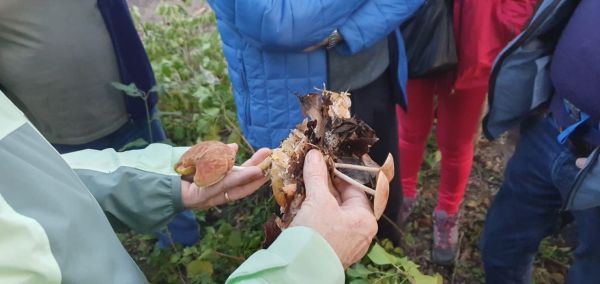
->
[303,45,320,52]
[576,158,587,169]
[303,38,328,52]
[227,143,239,154]
[241,148,272,167]
[221,176,269,202]
[328,177,342,205]
[333,177,371,210]
[303,150,333,203]
[203,166,264,197]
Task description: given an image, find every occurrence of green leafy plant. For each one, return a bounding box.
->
[348,240,443,284]
[131,3,252,154]
[111,82,159,144]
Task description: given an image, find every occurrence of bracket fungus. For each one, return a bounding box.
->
[261,90,394,243]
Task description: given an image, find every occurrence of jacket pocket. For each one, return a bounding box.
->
[565,147,600,211]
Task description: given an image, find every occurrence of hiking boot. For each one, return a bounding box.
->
[432,210,460,265]
[399,197,417,225]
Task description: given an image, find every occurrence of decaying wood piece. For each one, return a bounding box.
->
[262,90,395,245]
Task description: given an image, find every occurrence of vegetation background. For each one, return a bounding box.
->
[122,1,573,283]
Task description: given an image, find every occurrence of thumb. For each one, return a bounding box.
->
[303,150,331,202]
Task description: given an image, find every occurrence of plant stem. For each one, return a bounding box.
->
[143,94,154,143]
[213,251,246,262]
[222,106,255,153]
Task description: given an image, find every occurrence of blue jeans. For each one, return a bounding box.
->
[481,115,600,283]
[54,113,200,247]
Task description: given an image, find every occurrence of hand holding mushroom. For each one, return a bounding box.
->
[262,90,394,238]
[290,150,378,269]
[175,142,271,210]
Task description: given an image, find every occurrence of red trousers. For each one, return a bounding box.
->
[396,0,537,214]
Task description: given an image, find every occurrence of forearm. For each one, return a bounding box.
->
[336,0,424,55]
[209,0,367,51]
[62,143,189,233]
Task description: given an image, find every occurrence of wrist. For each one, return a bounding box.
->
[171,176,187,212]
[326,29,342,50]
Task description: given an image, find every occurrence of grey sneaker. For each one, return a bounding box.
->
[432,210,460,265]
[399,197,417,225]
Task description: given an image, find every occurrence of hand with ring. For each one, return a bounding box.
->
[181,147,271,210]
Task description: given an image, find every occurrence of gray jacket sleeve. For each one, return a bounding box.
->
[61,144,189,233]
[0,91,148,283]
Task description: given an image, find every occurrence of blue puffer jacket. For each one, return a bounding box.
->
[208,0,424,148]
[484,0,600,211]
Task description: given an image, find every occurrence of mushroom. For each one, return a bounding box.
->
[260,90,395,237]
[174,141,237,187]
[331,161,392,220]
[373,171,390,220]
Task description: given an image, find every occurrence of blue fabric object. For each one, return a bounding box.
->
[549,96,600,146]
[481,115,600,283]
[208,0,423,148]
[550,0,600,121]
[158,210,200,248]
[557,112,589,144]
[566,147,600,211]
[97,0,158,121]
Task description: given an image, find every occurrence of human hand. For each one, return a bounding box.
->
[290,150,378,269]
[576,158,588,169]
[303,37,329,52]
[303,30,343,52]
[181,147,271,210]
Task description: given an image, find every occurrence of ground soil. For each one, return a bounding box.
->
[397,132,572,283]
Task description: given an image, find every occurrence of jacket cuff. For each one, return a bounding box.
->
[335,19,365,55]
[227,226,344,283]
[169,175,185,214]
[270,226,344,273]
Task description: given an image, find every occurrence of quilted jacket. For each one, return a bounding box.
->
[208,0,424,148]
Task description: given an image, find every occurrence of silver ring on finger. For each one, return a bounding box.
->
[224,191,232,203]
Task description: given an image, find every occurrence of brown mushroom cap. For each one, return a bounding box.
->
[373,171,390,220]
[174,141,236,187]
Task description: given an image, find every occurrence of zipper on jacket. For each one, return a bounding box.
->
[485,0,563,129]
[238,52,252,125]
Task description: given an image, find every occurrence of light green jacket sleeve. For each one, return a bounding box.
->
[61,144,189,233]
[227,226,345,284]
